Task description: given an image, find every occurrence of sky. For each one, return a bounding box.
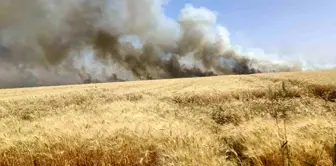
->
[164,0,336,68]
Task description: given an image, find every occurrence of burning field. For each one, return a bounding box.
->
[0,0,335,165]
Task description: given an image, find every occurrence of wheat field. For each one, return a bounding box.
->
[0,69,335,166]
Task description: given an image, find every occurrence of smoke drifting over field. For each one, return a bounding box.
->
[0,0,302,88]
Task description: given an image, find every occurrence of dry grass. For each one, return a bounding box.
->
[0,69,335,165]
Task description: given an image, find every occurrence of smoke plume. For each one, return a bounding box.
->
[0,0,302,88]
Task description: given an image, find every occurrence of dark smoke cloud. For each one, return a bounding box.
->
[0,0,302,88]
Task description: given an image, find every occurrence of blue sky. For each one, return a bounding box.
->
[164,0,336,66]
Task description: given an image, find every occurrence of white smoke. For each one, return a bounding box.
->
[0,0,312,88]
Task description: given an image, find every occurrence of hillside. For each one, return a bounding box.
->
[0,69,335,166]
